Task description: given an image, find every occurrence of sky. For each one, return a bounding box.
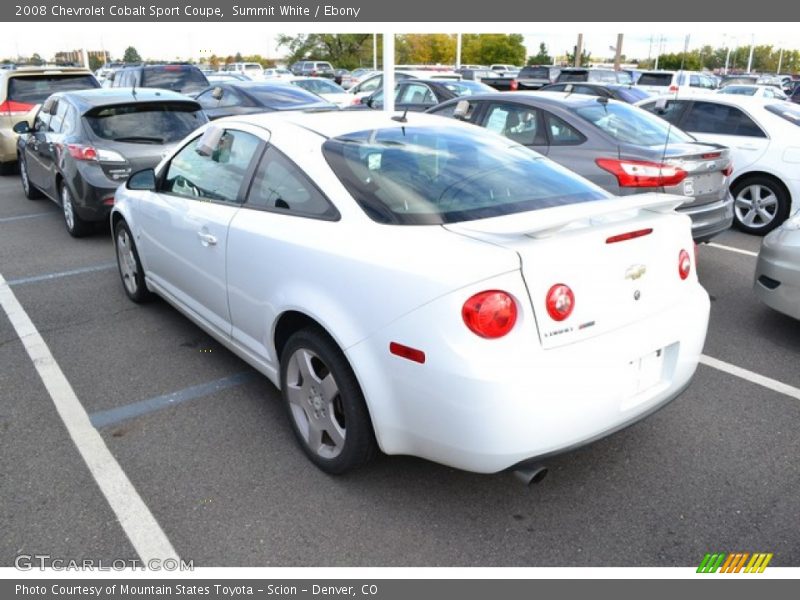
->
[0,23,797,64]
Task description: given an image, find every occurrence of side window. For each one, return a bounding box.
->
[358,76,381,93]
[246,147,338,219]
[48,99,70,133]
[33,109,51,133]
[575,85,600,96]
[641,99,689,126]
[163,130,262,204]
[544,113,586,145]
[690,75,702,88]
[428,100,476,121]
[683,102,766,137]
[483,103,545,146]
[398,83,435,105]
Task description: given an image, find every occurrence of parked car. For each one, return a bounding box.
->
[515,65,562,90]
[195,82,336,120]
[221,62,264,80]
[636,70,717,95]
[291,61,335,79]
[754,210,800,320]
[1,67,99,174]
[720,74,759,88]
[110,110,709,474]
[262,67,294,80]
[340,68,374,89]
[286,77,352,108]
[111,64,209,97]
[638,95,800,234]
[429,92,734,242]
[557,68,631,85]
[457,68,500,82]
[792,84,800,104]
[334,69,350,86]
[539,82,652,104]
[14,88,206,237]
[206,73,250,84]
[717,84,788,100]
[347,70,461,103]
[358,79,495,111]
[489,63,519,74]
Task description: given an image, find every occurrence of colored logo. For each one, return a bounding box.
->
[697,552,773,573]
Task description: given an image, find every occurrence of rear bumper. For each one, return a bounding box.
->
[754,228,800,320]
[676,191,734,243]
[69,163,118,221]
[347,272,710,473]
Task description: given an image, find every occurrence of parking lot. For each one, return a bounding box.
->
[1,169,799,567]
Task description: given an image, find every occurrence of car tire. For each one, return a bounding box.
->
[280,328,377,474]
[61,183,92,238]
[19,154,43,199]
[114,220,153,303]
[731,175,790,235]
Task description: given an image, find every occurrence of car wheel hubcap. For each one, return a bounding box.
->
[62,187,74,230]
[116,229,138,295]
[285,348,345,459]
[734,184,778,229]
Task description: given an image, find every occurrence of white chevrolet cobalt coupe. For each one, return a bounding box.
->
[111,111,710,476]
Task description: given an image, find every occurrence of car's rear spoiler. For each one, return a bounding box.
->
[445,193,685,238]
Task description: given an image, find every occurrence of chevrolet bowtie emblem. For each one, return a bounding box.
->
[625,264,647,280]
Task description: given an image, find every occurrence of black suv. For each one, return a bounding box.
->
[556,68,632,85]
[111,64,209,96]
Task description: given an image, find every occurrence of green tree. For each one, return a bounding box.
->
[527,42,552,65]
[234,52,243,62]
[122,46,141,63]
[565,47,591,67]
[396,34,456,64]
[88,54,103,71]
[462,34,526,66]
[277,34,373,69]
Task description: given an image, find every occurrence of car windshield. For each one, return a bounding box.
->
[718,85,757,96]
[292,79,343,94]
[7,75,99,105]
[84,102,206,143]
[764,103,800,127]
[141,67,209,95]
[442,81,495,95]
[244,85,335,109]
[322,124,609,225]
[637,73,673,86]
[574,101,694,145]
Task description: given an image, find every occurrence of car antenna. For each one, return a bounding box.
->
[391,107,409,123]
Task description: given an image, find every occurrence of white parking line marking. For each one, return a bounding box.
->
[705,243,759,258]
[700,354,800,402]
[0,271,179,564]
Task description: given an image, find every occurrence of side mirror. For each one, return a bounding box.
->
[211,86,224,101]
[365,96,373,107]
[13,121,31,134]
[127,168,156,191]
[453,99,471,120]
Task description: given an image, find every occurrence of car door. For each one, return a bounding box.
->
[24,106,52,192]
[39,98,71,198]
[477,101,549,155]
[538,111,610,186]
[676,100,769,173]
[136,127,264,338]
[196,86,250,120]
[227,145,340,366]
[395,82,438,112]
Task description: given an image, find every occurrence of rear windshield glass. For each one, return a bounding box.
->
[84,102,206,143]
[615,87,651,103]
[141,67,209,95]
[718,86,757,96]
[637,73,673,86]
[245,85,335,109]
[520,67,550,78]
[441,81,495,95]
[558,70,589,82]
[7,75,99,105]
[764,103,800,126]
[574,102,694,145]
[292,79,343,94]
[322,125,609,225]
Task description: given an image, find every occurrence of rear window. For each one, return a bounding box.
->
[292,79,343,94]
[244,64,262,72]
[245,85,334,109]
[637,73,673,87]
[615,87,651,103]
[141,66,209,95]
[764,103,800,126]
[322,125,609,225]
[558,70,588,82]
[574,102,694,145]
[7,75,99,105]
[441,81,495,96]
[718,86,757,96]
[520,67,550,79]
[84,102,206,143]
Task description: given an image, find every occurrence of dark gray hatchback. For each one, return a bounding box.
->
[15,88,207,237]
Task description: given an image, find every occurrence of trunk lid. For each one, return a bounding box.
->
[445,193,695,349]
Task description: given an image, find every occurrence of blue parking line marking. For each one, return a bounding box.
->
[89,372,257,429]
[0,212,58,223]
[6,263,116,286]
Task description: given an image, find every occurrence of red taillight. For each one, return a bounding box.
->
[668,85,679,93]
[596,158,687,188]
[102,197,115,206]
[722,163,733,177]
[678,249,691,280]
[351,96,361,105]
[462,290,517,338]
[389,342,426,364]
[545,284,575,322]
[606,228,654,244]
[701,152,721,159]
[0,100,35,115]
[164,65,182,71]
[66,144,97,161]
[510,79,519,91]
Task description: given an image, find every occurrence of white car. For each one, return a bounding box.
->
[636,70,718,96]
[285,76,352,108]
[221,62,264,80]
[262,67,293,80]
[638,95,800,234]
[717,84,788,100]
[111,111,709,475]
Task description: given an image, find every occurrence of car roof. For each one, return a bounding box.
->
[439,90,618,108]
[2,67,93,78]
[55,87,197,111]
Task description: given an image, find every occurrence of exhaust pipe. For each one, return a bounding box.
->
[513,465,548,486]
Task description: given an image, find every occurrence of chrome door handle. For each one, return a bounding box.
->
[197,232,217,246]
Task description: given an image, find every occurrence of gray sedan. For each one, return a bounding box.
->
[428,91,734,242]
[754,211,800,320]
